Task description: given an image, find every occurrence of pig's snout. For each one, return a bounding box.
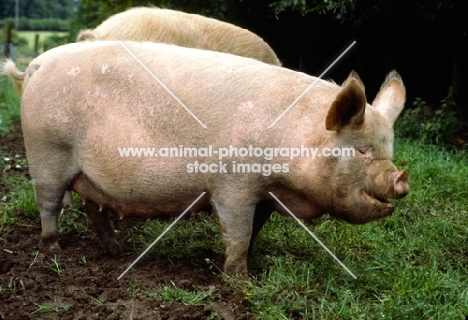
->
[392,170,409,199]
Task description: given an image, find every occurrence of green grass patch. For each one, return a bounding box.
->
[58,207,89,236]
[150,281,218,306]
[0,175,36,232]
[0,77,21,135]
[31,302,73,314]
[130,212,224,261]
[242,138,468,319]
[17,31,68,52]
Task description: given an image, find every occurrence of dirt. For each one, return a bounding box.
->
[0,119,257,320]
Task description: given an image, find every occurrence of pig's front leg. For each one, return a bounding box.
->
[211,197,255,277]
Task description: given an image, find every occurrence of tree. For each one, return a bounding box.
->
[0,0,74,20]
[72,0,238,29]
[270,0,468,115]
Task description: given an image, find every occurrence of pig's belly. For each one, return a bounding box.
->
[72,159,211,219]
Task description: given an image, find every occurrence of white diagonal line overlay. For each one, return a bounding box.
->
[269,192,357,279]
[118,41,207,129]
[268,41,356,128]
[117,192,207,280]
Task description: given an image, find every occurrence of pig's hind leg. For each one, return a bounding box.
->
[84,201,124,257]
[33,179,69,252]
[26,145,79,252]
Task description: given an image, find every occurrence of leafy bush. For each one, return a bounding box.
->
[0,77,21,135]
[395,87,465,146]
[0,18,70,31]
[0,27,27,46]
[43,34,69,51]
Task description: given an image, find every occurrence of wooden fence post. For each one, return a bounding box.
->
[34,34,40,56]
[3,23,12,57]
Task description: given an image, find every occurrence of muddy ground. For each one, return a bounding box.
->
[0,120,257,319]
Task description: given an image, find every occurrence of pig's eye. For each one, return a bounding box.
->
[356,148,372,158]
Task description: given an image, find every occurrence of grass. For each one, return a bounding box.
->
[1,76,467,318]
[240,139,468,319]
[130,212,224,260]
[0,175,36,231]
[31,302,73,314]
[44,255,65,275]
[149,281,218,305]
[17,31,68,52]
[0,77,21,135]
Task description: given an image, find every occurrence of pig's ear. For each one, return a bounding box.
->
[372,70,406,126]
[326,70,366,131]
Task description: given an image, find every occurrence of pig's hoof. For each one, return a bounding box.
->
[223,262,248,278]
[101,239,124,257]
[38,238,61,252]
[108,242,124,257]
